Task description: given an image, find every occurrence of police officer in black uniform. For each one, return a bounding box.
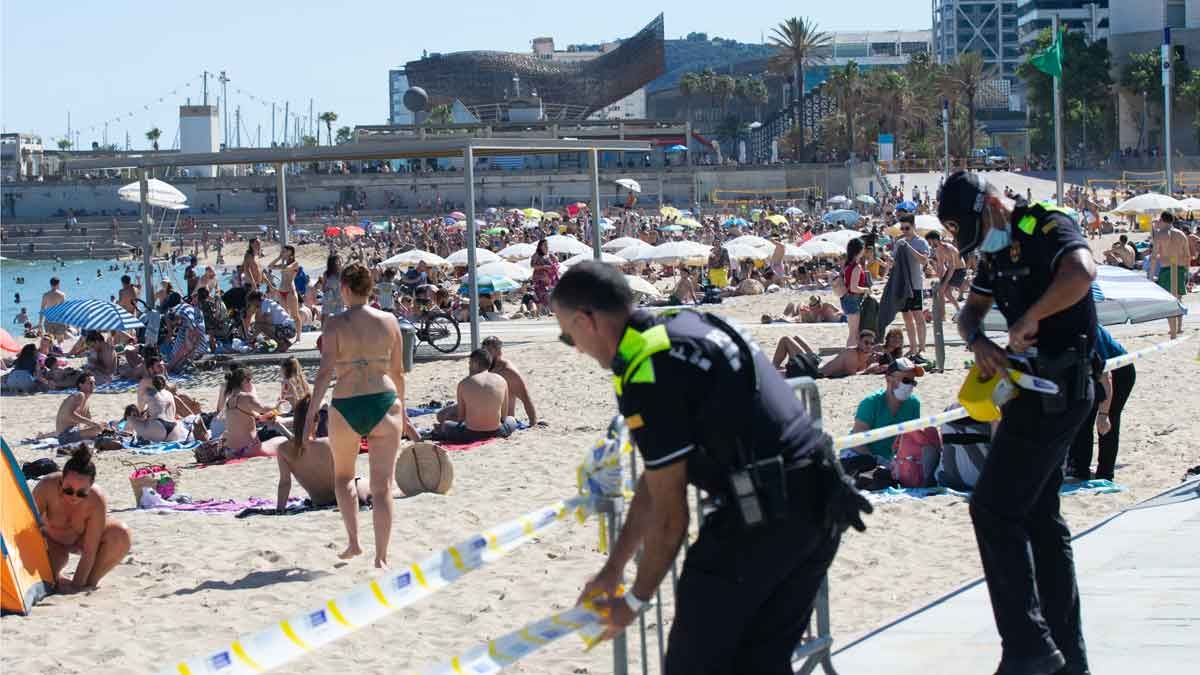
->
[551,261,870,675]
[939,172,1098,675]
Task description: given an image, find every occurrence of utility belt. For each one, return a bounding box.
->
[1009,340,1100,415]
[702,454,823,531]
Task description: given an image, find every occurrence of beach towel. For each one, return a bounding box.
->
[439,437,499,452]
[864,479,1125,504]
[235,499,329,518]
[143,496,283,513]
[406,406,440,418]
[130,440,202,455]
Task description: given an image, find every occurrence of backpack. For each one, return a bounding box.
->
[936,414,992,491]
[294,266,309,296]
[889,427,941,488]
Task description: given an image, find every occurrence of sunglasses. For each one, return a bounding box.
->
[62,485,90,498]
[558,309,592,348]
[900,377,917,385]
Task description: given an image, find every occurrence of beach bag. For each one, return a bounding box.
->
[129,463,179,504]
[395,442,454,496]
[193,439,224,464]
[936,415,992,491]
[889,427,941,489]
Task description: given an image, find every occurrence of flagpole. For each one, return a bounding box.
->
[1164,27,1174,195]
[1053,14,1064,207]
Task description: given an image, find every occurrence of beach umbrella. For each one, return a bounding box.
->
[293,228,311,236]
[822,209,860,226]
[660,224,684,233]
[485,207,498,214]
[814,230,862,245]
[0,328,20,353]
[522,208,543,220]
[625,275,662,298]
[117,178,187,209]
[646,241,711,265]
[765,214,789,225]
[42,299,144,331]
[368,222,388,233]
[615,243,658,262]
[1178,197,1200,211]
[723,243,770,261]
[324,226,342,237]
[477,260,533,281]
[521,221,541,229]
[381,249,451,269]
[497,243,537,260]
[783,245,814,262]
[615,178,641,193]
[799,240,844,258]
[543,212,563,221]
[728,234,773,249]
[442,216,459,225]
[660,206,681,219]
[665,144,688,153]
[545,234,591,255]
[484,227,510,235]
[603,236,644,251]
[1113,193,1183,214]
[562,251,628,267]
[897,200,918,211]
[343,225,366,238]
[785,206,803,215]
[258,224,269,233]
[856,194,878,206]
[449,211,466,220]
[446,248,500,266]
[677,217,702,229]
[828,195,852,206]
[723,217,748,228]
[460,275,520,295]
[983,265,1184,330]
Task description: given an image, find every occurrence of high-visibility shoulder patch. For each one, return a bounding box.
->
[629,359,655,385]
[626,414,644,430]
[1017,214,1038,235]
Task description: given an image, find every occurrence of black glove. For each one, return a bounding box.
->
[814,432,873,533]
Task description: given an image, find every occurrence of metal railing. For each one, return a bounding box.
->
[608,377,834,675]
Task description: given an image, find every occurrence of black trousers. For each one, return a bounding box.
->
[970,378,1093,669]
[664,512,840,674]
[1068,364,1135,481]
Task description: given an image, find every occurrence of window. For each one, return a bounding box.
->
[1167,0,1185,28]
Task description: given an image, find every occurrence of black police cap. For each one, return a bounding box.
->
[937,171,989,255]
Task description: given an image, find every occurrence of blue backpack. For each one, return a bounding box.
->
[294,266,309,295]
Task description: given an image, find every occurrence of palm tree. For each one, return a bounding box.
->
[863,70,914,147]
[825,62,864,156]
[427,104,454,126]
[714,75,737,117]
[942,53,993,155]
[679,72,702,123]
[335,126,353,145]
[698,68,719,122]
[145,127,162,151]
[56,139,72,151]
[768,17,832,158]
[318,111,338,146]
[743,78,770,122]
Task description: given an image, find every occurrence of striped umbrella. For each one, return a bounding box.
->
[42,299,144,331]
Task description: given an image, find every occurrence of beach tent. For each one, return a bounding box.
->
[1,438,53,616]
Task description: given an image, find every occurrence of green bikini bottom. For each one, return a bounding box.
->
[331,391,398,436]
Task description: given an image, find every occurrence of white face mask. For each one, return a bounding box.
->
[892,383,915,401]
[979,224,1011,253]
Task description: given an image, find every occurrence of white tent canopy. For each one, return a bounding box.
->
[562,251,627,267]
[117,178,188,209]
[1113,193,1183,214]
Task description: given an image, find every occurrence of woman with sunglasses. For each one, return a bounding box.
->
[32,446,132,593]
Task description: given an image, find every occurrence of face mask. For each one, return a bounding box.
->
[892,383,915,400]
[979,224,1011,254]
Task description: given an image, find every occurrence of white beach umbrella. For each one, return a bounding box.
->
[814,230,862,245]
[727,234,773,249]
[799,240,844,258]
[615,178,642,193]
[476,260,533,281]
[984,265,1184,330]
[1177,196,1200,211]
[562,251,628,267]
[783,245,814,262]
[827,195,852,206]
[615,243,658,262]
[545,234,591,256]
[723,242,770,261]
[625,275,662,298]
[1113,193,1183,214]
[446,248,500,266]
[603,236,645,251]
[117,178,188,209]
[646,241,711,265]
[496,242,537,260]
[381,249,451,269]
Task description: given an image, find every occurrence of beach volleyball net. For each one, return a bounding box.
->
[711,185,821,205]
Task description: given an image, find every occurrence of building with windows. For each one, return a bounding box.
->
[933,1,1022,79]
[1016,1,1109,47]
[0,133,44,182]
[388,69,414,126]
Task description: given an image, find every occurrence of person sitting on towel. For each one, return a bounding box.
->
[435,348,517,443]
[32,446,132,593]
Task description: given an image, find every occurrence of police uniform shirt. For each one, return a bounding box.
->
[614,310,820,496]
[970,201,1097,355]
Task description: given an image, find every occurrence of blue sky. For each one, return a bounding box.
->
[2,1,927,148]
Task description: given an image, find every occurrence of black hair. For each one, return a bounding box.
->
[151,375,167,391]
[50,277,60,286]
[85,330,103,344]
[292,395,312,456]
[197,287,210,302]
[469,348,493,371]
[124,404,140,419]
[247,237,260,255]
[225,367,250,390]
[247,290,263,305]
[481,335,503,350]
[44,355,58,369]
[551,260,633,314]
[1161,211,1175,223]
[925,231,941,242]
[898,212,915,224]
[75,372,93,388]
[325,254,340,279]
[121,275,131,285]
[63,446,97,483]
[14,344,38,372]
[846,237,864,262]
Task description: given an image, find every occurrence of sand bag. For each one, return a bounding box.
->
[395,442,454,496]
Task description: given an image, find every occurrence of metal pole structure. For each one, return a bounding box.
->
[932,279,946,372]
[464,146,480,350]
[276,162,289,247]
[942,99,950,177]
[1164,27,1175,195]
[271,103,276,147]
[220,71,229,149]
[1052,15,1064,206]
[202,70,208,106]
[139,168,154,307]
[602,495,629,675]
[590,148,602,259]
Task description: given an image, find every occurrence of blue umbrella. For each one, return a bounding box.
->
[897,200,918,211]
[43,299,144,331]
[660,224,683,233]
[723,217,748,228]
[666,144,688,153]
[822,209,860,226]
[461,275,520,295]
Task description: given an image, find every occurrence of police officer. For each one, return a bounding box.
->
[939,172,1097,675]
[551,261,869,675]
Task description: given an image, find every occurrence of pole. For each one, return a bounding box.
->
[283,102,289,145]
[138,168,154,307]
[932,279,945,372]
[1164,27,1174,195]
[1052,15,1064,206]
[271,103,276,147]
[220,71,230,149]
[276,163,289,247]
[464,146,480,350]
[67,111,71,150]
[589,148,602,259]
[202,70,209,106]
[942,99,950,177]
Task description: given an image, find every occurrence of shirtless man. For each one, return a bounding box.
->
[117,275,140,317]
[265,397,370,512]
[1149,211,1190,339]
[1186,224,1200,266]
[1103,235,1136,270]
[242,238,265,290]
[40,277,68,339]
[926,231,964,314]
[32,447,131,593]
[269,245,303,329]
[82,331,118,384]
[51,373,111,444]
[669,268,699,305]
[436,349,517,442]
[771,329,886,378]
[481,336,538,425]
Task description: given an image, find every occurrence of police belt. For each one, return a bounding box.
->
[699,456,824,529]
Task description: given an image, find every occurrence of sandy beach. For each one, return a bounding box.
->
[2,236,1197,675]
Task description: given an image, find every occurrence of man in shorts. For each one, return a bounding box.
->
[893,213,931,362]
[40,277,69,339]
[52,373,110,445]
[927,230,965,315]
[1149,211,1190,339]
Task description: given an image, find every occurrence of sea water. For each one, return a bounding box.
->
[0,258,190,329]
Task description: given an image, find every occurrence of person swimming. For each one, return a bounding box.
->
[305,263,419,568]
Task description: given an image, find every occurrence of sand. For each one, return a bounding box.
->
[2,236,1197,674]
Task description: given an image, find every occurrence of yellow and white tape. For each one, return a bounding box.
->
[158,419,630,675]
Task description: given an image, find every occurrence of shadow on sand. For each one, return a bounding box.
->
[167,567,331,597]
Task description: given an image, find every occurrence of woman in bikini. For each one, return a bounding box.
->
[306,263,420,568]
[219,367,277,460]
[269,245,303,330]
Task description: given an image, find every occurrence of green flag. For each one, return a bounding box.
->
[1032,30,1063,78]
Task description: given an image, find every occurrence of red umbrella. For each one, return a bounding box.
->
[0,328,20,353]
[344,225,366,238]
[324,226,342,237]
[449,211,466,220]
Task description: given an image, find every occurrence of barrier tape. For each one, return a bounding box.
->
[833,331,1194,452]
[157,419,630,675]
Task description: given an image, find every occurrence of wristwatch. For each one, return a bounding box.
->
[623,592,646,613]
